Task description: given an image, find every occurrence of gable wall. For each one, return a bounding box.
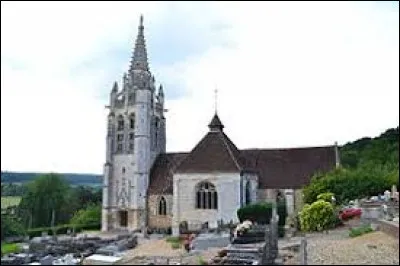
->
[172,172,241,235]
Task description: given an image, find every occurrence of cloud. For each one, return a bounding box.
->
[1,1,399,174]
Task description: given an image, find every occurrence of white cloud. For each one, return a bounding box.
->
[1,1,399,174]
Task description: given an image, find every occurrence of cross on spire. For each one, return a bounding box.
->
[214,88,218,114]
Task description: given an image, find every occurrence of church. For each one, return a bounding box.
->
[101,16,339,236]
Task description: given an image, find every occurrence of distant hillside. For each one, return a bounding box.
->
[1,172,102,186]
[340,126,399,169]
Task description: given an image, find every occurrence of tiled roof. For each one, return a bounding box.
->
[147,113,336,194]
[147,152,187,194]
[240,146,336,189]
[173,130,242,174]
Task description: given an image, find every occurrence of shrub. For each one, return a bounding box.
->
[170,242,181,249]
[1,243,21,255]
[237,201,287,228]
[70,204,101,226]
[299,200,336,232]
[1,215,25,240]
[339,208,362,221]
[349,224,373,237]
[317,192,335,203]
[26,223,100,238]
[166,236,180,243]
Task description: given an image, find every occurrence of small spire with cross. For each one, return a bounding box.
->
[214,87,218,114]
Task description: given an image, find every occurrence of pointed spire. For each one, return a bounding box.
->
[158,84,164,96]
[111,81,118,93]
[208,113,224,132]
[129,15,149,73]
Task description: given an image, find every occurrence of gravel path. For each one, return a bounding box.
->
[306,229,399,265]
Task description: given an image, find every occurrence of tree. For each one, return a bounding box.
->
[18,173,70,228]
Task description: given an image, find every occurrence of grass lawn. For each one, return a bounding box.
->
[1,242,21,255]
[1,196,22,209]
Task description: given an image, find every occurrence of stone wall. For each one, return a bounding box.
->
[148,194,173,229]
[172,172,241,235]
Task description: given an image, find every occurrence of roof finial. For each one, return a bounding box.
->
[214,87,218,114]
[140,14,144,27]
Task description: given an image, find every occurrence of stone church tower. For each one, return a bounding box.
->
[102,15,166,232]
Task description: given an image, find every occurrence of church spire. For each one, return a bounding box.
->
[129,15,149,73]
[208,113,224,131]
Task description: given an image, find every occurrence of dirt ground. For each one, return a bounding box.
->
[117,238,220,265]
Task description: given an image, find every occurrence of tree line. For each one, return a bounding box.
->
[2,174,102,240]
[303,126,399,204]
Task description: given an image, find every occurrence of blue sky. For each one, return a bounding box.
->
[1,1,399,174]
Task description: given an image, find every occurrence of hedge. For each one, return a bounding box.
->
[237,201,288,229]
[26,223,101,238]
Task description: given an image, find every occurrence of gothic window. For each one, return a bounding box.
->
[245,181,251,205]
[117,115,124,131]
[122,167,125,174]
[117,134,124,141]
[117,143,123,152]
[196,182,218,209]
[129,114,135,129]
[129,133,134,140]
[158,196,167,215]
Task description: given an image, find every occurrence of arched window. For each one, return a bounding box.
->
[129,113,135,129]
[117,115,124,131]
[245,180,251,205]
[158,196,167,215]
[196,182,218,209]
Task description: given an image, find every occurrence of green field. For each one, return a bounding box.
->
[1,196,21,209]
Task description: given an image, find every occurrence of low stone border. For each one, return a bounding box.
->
[377,219,399,238]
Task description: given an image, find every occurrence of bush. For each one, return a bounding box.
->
[349,224,373,237]
[317,192,335,203]
[1,243,21,255]
[303,167,398,205]
[1,215,25,240]
[299,200,336,232]
[70,204,101,226]
[26,223,100,238]
[166,236,180,243]
[237,201,287,228]
[170,242,181,249]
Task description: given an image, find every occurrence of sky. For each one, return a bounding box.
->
[1,1,399,174]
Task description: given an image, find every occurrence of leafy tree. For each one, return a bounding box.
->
[18,173,70,228]
[1,214,25,240]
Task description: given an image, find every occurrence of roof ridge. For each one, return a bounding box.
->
[219,131,242,171]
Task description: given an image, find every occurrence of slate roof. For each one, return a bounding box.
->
[147,152,187,194]
[147,114,337,194]
[240,146,336,189]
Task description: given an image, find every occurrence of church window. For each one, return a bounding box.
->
[158,196,167,215]
[122,167,125,174]
[196,182,218,209]
[129,133,134,140]
[117,116,124,131]
[117,134,124,141]
[129,114,135,129]
[245,181,251,205]
[117,143,123,152]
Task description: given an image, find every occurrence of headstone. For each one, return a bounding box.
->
[40,255,54,265]
[384,190,391,202]
[300,237,307,265]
